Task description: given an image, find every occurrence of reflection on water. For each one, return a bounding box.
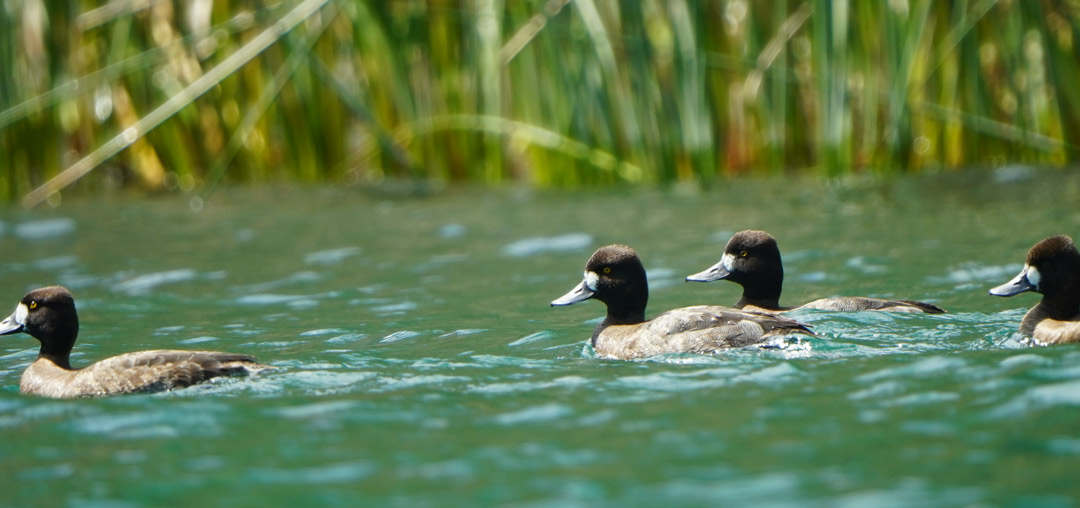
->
[502,233,593,257]
[12,218,77,240]
[2,170,1080,506]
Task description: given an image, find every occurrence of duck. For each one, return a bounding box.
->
[0,286,270,398]
[989,235,1080,344]
[550,244,813,360]
[686,230,945,314]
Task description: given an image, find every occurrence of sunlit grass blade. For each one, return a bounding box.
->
[202,2,341,197]
[20,0,331,208]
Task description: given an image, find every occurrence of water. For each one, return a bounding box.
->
[2,169,1080,507]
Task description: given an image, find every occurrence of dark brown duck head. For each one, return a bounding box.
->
[686,230,784,309]
[551,244,648,326]
[0,286,79,369]
[990,235,1080,316]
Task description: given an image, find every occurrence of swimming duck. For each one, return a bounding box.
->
[551,245,813,360]
[686,230,945,314]
[989,235,1080,344]
[0,286,270,398]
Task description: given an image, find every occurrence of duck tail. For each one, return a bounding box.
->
[898,300,947,314]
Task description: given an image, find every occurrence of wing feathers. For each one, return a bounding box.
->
[594,306,813,360]
[800,297,944,313]
[24,350,271,397]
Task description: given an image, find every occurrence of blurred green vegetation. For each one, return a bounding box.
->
[1,0,1078,204]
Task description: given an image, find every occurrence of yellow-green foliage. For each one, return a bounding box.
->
[1,1,1077,202]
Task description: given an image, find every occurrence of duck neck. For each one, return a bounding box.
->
[603,307,647,327]
[1020,294,1080,336]
[592,304,647,347]
[734,295,781,311]
[590,269,649,345]
[37,347,73,370]
[736,277,783,310]
[730,256,785,310]
[1038,292,1080,321]
[36,320,78,371]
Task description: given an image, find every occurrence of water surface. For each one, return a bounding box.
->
[2,169,1080,507]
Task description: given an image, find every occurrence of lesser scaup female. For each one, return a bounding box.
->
[989,235,1080,344]
[0,286,270,398]
[551,245,813,360]
[686,230,945,314]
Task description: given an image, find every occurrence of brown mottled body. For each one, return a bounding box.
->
[0,286,270,398]
[591,305,812,360]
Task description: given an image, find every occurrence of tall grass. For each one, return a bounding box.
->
[1,0,1077,205]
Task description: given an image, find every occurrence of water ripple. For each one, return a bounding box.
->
[247,461,375,484]
[502,233,593,257]
[855,356,968,383]
[468,376,590,394]
[32,255,79,271]
[278,370,379,394]
[324,333,368,344]
[883,391,961,408]
[18,463,75,480]
[111,269,198,295]
[178,336,218,345]
[438,329,486,338]
[14,218,76,240]
[492,403,573,426]
[613,372,730,392]
[1019,379,1080,407]
[269,400,359,419]
[380,330,422,343]
[733,362,804,384]
[300,328,348,337]
[848,380,907,402]
[933,261,1024,285]
[470,355,556,369]
[240,271,323,292]
[69,404,227,438]
[304,247,362,265]
[645,267,679,290]
[438,223,467,238]
[235,292,334,306]
[508,331,555,347]
[376,374,470,391]
[371,301,418,315]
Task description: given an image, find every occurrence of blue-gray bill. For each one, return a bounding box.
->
[989,268,1035,297]
[0,308,24,335]
[551,279,595,306]
[685,259,732,283]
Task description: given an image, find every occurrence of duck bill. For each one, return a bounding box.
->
[550,279,595,306]
[686,259,732,283]
[0,307,25,335]
[989,269,1035,297]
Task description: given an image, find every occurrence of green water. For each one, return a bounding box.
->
[2,169,1080,507]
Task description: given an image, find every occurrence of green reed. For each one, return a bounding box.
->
[1,0,1077,204]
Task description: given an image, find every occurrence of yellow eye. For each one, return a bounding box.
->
[739,250,748,257]
[29,301,37,310]
[603,267,611,274]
